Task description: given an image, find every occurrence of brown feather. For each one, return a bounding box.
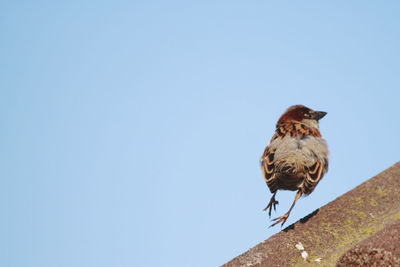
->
[302,159,327,195]
[277,105,311,124]
[261,148,278,193]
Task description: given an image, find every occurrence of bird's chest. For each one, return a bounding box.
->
[269,136,328,172]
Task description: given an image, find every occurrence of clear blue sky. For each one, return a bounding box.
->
[1,1,400,267]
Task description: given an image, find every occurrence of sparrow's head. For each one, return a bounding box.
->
[277,105,327,129]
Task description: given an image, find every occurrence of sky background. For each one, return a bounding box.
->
[1,1,400,267]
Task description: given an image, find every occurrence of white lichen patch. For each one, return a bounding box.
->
[295,242,304,250]
[301,251,308,261]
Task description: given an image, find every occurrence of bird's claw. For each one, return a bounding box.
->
[264,197,279,218]
[270,213,289,227]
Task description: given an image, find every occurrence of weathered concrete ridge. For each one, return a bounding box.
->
[337,220,400,266]
[223,162,400,267]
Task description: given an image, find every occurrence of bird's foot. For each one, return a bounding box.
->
[270,213,289,227]
[263,196,279,217]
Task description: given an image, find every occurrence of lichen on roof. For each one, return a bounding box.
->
[222,162,400,267]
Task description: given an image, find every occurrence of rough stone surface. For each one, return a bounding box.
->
[336,220,400,266]
[222,162,400,267]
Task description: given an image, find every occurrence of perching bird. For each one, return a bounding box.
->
[261,105,329,227]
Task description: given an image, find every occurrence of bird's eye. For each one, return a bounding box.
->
[305,113,312,118]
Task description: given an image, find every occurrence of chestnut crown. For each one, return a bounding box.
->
[278,105,327,124]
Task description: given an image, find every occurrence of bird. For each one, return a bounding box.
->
[261,105,329,227]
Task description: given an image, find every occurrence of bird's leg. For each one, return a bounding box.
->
[271,190,302,227]
[263,192,278,217]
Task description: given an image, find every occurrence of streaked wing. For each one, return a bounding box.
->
[262,146,278,193]
[302,159,328,194]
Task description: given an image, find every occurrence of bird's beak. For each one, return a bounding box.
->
[313,111,327,121]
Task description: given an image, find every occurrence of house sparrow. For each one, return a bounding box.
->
[261,105,329,227]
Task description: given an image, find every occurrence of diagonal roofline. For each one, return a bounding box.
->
[223,162,400,267]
